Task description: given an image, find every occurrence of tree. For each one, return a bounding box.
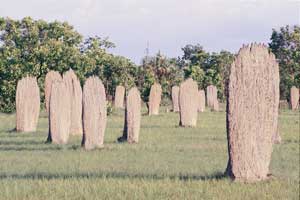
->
[138,52,183,105]
[0,17,82,112]
[269,25,300,100]
[181,44,234,100]
[80,36,137,97]
[0,17,137,113]
[181,44,209,66]
[205,51,234,100]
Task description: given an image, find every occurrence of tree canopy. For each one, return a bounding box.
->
[0,17,297,113]
[269,25,300,100]
[0,17,136,112]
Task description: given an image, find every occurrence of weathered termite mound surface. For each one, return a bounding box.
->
[126,87,141,143]
[148,83,162,115]
[82,76,107,150]
[198,90,206,112]
[179,78,198,127]
[45,71,62,113]
[290,86,299,110]
[114,85,125,108]
[63,69,83,136]
[16,76,40,132]
[171,86,180,112]
[48,81,71,144]
[206,85,219,111]
[226,44,280,182]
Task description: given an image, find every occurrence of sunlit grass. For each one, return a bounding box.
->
[0,106,299,199]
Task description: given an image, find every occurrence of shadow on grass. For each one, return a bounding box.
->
[283,139,300,144]
[142,125,173,129]
[0,171,227,181]
[203,137,227,142]
[0,146,66,151]
[0,143,84,151]
[0,140,44,145]
[0,142,132,152]
[1,128,39,136]
[0,143,121,151]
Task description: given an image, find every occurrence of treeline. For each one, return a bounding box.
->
[138,48,234,104]
[0,17,136,112]
[0,17,299,113]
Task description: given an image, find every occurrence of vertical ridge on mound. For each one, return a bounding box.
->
[45,71,62,113]
[63,69,83,136]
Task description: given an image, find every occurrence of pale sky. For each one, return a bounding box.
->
[0,0,299,64]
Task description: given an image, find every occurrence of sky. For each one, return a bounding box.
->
[0,0,299,64]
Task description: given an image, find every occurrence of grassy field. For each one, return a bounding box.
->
[0,106,299,200]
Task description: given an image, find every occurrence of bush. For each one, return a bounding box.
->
[106,101,114,116]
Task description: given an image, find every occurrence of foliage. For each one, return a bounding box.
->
[80,37,137,95]
[0,17,82,112]
[138,52,183,103]
[181,44,234,100]
[0,17,297,112]
[0,17,137,112]
[206,51,234,99]
[269,25,300,100]
[106,101,114,116]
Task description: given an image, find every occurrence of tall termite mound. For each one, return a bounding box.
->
[198,90,206,112]
[48,81,71,144]
[82,76,107,150]
[125,87,141,143]
[290,86,299,110]
[171,86,180,112]
[179,78,198,127]
[45,71,62,113]
[206,85,219,111]
[226,44,280,182]
[16,76,40,132]
[148,83,162,115]
[63,69,83,136]
[114,85,125,108]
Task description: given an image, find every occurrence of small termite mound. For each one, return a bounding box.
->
[171,86,180,112]
[198,90,206,112]
[179,78,198,127]
[16,76,40,132]
[148,83,162,115]
[114,85,125,109]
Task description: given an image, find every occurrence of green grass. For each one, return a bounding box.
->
[0,106,299,200]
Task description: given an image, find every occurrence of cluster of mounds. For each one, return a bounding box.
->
[15,44,298,182]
